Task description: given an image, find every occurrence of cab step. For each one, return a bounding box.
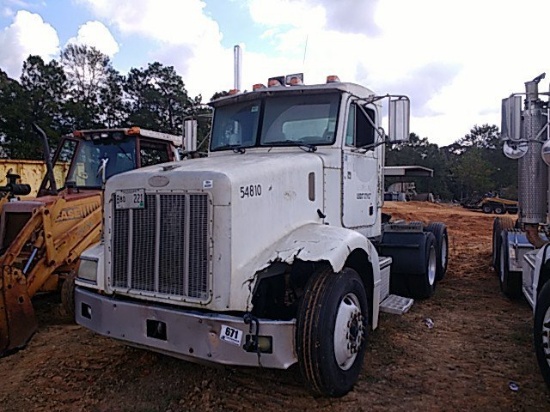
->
[380,294,414,315]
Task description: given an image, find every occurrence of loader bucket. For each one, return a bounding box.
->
[0,265,38,356]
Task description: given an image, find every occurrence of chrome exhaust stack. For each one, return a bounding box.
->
[519,74,548,226]
[502,74,550,247]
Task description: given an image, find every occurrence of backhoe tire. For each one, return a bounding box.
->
[534,281,550,389]
[499,231,522,299]
[426,222,448,281]
[296,266,368,398]
[61,275,76,320]
[492,217,515,273]
[482,203,493,214]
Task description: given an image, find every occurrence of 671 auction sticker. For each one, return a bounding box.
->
[220,325,243,346]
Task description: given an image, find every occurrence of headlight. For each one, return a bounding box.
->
[78,258,98,283]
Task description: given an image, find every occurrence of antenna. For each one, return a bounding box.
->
[302,35,308,66]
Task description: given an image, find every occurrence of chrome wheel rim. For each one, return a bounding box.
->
[428,245,437,286]
[333,292,364,371]
[542,306,550,368]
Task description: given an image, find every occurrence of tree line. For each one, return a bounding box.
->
[0,44,211,160]
[385,125,517,202]
[0,45,517,201]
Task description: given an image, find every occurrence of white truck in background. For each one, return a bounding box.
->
[74,74,448,397]
[493,73,550,388]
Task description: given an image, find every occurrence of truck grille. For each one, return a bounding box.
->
[112,193,210,300]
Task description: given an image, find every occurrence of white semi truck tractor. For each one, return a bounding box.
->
[74,74,448,397]
[494,73,550,388]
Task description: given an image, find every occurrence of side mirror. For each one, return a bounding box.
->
[388,98,410,143]
[184,119,198,152]
[501,96,522,141]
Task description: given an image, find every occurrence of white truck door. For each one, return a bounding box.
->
[342,103,379,228]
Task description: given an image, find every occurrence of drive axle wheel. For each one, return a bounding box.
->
[296,267,368,397]
[534,282,550,389]
[408,233,437,299]
[492,217,514,273]
[426,222,448,281]
[499,231,522,299]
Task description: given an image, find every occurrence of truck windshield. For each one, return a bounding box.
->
[210,100,261,151]
[66,138,136,188]
[260,93,340,146]
[210,92,340,151]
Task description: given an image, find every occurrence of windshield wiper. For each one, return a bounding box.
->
[214,144,247,153]
[266,140,317,152]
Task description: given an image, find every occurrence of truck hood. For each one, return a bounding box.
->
[106,152,325,206]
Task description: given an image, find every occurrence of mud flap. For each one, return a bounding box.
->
[0,266,37,356]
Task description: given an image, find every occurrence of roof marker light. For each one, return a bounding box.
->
[285,73,304,86]
[253,83,266,90]
[228,89,240,95]
[128,127,141,135]
[326,75,341,83]
[268,76,285,87]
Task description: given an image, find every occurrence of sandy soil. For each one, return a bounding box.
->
[1,202,549,412]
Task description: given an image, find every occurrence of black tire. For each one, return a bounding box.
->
[296,267,368,397]
[482,203,493,214]
[534,281,550,389]
[61,275,76,319]
[493,203,506,215]
[426,222,448,281]
[408,233,437,299]
[499,230,522,299]
[492,217,514,272]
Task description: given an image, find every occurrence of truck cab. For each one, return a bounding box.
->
[75,75,447,397]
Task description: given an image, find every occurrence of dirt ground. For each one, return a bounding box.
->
[1,202,550,412]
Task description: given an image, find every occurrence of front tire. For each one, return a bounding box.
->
[296,267,368,397]
[534,281,550,389]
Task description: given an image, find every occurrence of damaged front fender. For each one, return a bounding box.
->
[239,223,380,310]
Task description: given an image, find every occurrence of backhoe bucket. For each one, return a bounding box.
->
[0,265,37,356]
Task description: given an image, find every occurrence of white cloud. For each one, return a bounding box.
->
[72,0,550,146]
[66,21,119,57]
[248,0,325,29]
[77,0,222,46]
[307,0,380,35]
[77,0,225,99]
[245,0,550,146]
[0,10,59,79]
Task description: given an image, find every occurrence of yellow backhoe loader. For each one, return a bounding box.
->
[0,124,181,356]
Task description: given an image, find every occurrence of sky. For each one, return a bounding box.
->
[1,0,550,147]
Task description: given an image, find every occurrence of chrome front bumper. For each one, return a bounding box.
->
[75,287,297,369]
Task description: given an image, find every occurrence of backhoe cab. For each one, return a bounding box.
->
[0,125,181,356]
